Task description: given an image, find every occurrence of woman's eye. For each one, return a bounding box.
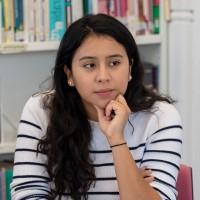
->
[83,63,95,69]
[109,60,121,67]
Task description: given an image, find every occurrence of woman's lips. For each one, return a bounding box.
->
[95,89,114,98]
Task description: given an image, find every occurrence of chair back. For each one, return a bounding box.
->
[176,164,193,200]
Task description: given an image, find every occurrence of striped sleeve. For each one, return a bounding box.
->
[140,102,182,200]
[11,96,51,200]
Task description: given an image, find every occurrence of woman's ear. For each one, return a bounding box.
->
[129,60,133,81]
[64,65,75,86]
[64,65,71,78]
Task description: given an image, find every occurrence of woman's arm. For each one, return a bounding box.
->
[111,142,161,200]
[95,95,182,200]
[11,96,51,200]
[95,94,161,200]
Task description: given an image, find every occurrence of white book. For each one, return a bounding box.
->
[0,0,2,44]
[15,0,25,42]
[92,0,98,14]
[4,0,15,42]
[143,0,151,34]
[72,0,83,21]
[0,78,2,143]
[43,0,49,41]
[36,0,45,41]
[28,0,37,42]
[23,0,29,42]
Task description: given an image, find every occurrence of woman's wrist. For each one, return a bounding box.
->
[107,134,125,147]
[110,142,127,148]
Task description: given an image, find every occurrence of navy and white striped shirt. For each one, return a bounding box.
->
[11,94,182,200]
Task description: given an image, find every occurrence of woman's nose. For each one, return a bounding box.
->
[96,65,111,83]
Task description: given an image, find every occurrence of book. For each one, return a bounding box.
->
[65,0,72,28]
[27,0,37,42]
[14,0,24,41]
[0,169,6,200]
[49,0,66,41]
[36,0,45,41]
[0,160,13,200]
[0,0,2,43]
[5,168,13,200]
[43,0,49,41]
[153,0,160,33]
[71,0,83,21]
[143,62,158,90]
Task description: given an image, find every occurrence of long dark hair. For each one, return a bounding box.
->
[37,14,172,199]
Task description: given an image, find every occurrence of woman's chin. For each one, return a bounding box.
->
[96,100,111,110]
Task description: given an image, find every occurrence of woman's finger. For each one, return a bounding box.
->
[94,105,105,121]
[104,100,124,120]
[116,94,131,113]
[144,176,154,183]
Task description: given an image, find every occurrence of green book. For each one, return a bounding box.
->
[5,168,13,200]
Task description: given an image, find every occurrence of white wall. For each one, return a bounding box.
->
[169,0,200,199]
[0,51,56,142]
[191,1,200,199]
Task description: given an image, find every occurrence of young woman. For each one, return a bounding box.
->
[11,14,182,200]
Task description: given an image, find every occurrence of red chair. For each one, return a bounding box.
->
[176,164,193,200]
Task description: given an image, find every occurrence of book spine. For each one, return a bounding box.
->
[71,0,83,21]
[1,0,5,43]
[92,0,98,14]
[3,0,13,42]
[28,0,37,42]
[5,169,13,200]
[0,0,2,43]
[98,0,108,14]
[23,0,28,42]
[0,168,6,200]
[14,0,24,41]
[65,0,72,28]
[36,0,45,41]
[43,0,49,41]
[153,0,160,33]
[108,0,115,16]
[49,0,66,41]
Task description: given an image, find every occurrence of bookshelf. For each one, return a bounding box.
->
[0,41,60,54]
[0,143,15,154]
[0,35,161,54]
[0,0,168,155]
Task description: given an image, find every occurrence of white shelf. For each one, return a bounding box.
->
[0,41,60,54]
[0,143,16,154]
[26,41,60,52]
[0,35,161,54]
[135,34,161,45]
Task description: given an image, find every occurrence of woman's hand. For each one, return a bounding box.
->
[94,94,131,145]
[139,167,154,183]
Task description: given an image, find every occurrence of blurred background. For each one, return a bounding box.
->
[0,0,199,199]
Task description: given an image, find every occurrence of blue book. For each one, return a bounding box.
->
[14,0,24,41]
[49,0,66,40]
[5,168,13,200]
[0,171,2,199]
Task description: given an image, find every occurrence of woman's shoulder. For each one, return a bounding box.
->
[25,90,53,111]
[130,101,182,130]
[151,101,181,122]
[146,101,182,132]
[21,91,54,129]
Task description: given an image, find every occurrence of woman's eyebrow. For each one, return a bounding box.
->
[107,54,123,58]
[79,56,96,61]
[79,54,123,61]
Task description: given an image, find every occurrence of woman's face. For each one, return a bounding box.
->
[64,34,131,120]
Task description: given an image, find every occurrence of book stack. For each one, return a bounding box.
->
[83,0,160,36]
[143,62,158,90]
[0,0,73,43]
[0,0,161,44]
[0,160,13,200]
